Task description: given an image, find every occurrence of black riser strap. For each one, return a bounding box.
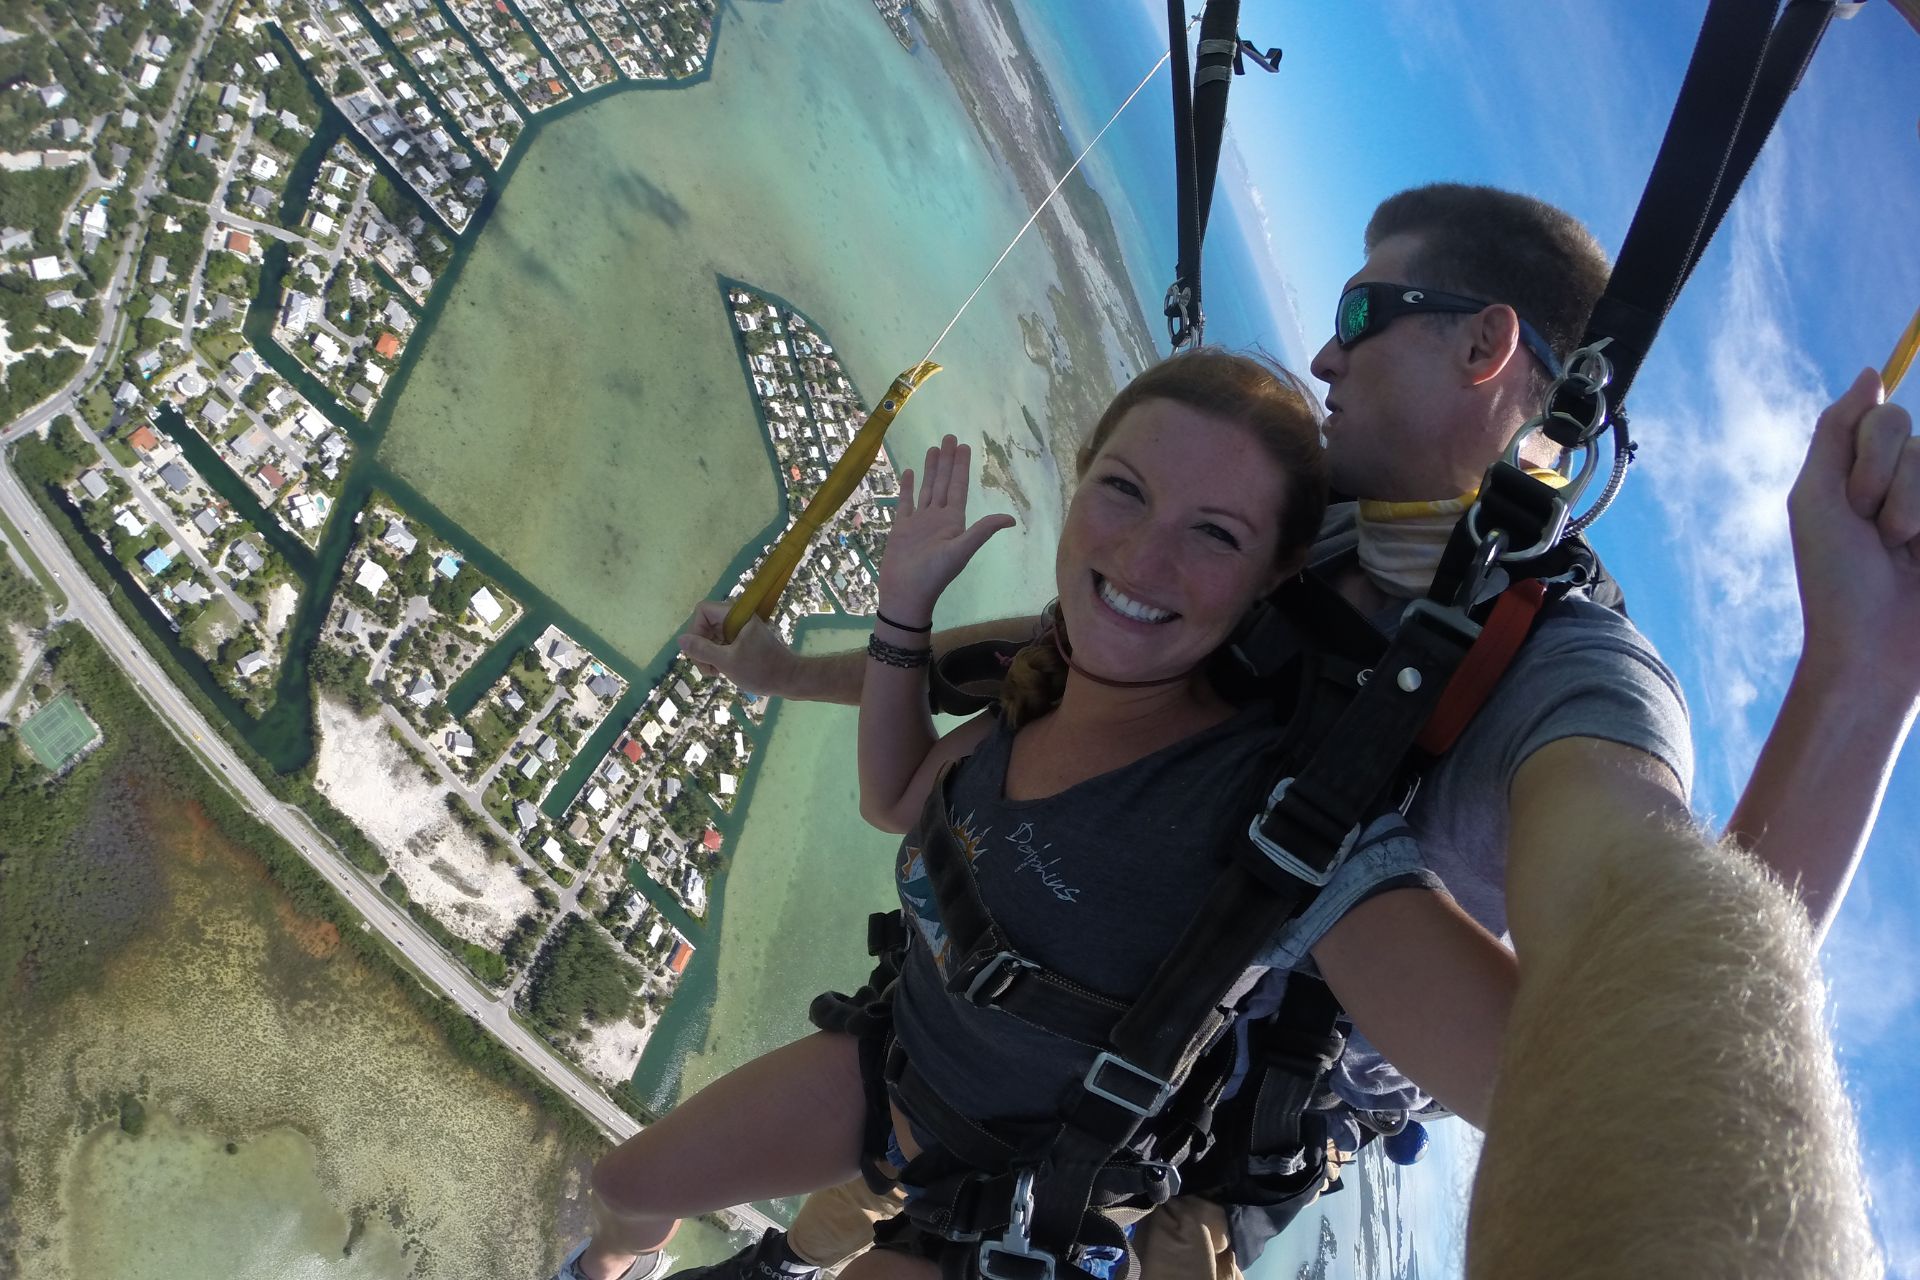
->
[1190,0,1240,246]
[1250,604,1475,883]
[1596,0,1775,391]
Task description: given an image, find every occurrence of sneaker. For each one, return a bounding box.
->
[666,1229,818,1280]
[557,1239,672,1280]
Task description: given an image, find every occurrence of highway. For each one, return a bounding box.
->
[0,456,779,1237]
[1,0,779,1244]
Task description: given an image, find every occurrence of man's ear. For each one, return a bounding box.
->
[1463,304,1524,387]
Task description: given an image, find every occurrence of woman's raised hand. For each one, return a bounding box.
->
[876,435,1017,625]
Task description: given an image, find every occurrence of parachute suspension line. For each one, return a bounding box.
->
[722,39,1180,643]
[917,40,1178,371]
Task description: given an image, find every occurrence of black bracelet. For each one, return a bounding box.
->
[867,633,932,669]
[875,609,932,634]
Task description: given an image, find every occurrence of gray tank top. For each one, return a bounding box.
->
[890,702,1287,1126]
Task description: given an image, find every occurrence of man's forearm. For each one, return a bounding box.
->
[1726,650,1919,938]
[788,615,1039,707]
[1468,829,1879,1277]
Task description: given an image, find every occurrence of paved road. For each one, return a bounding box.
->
[0,389,778,1243]
[0,0,781,1241]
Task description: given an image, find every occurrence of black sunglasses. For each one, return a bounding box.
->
[1336,282,1564,379]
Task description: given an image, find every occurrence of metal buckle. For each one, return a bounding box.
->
[978,1169,1054,1280]
[962,950,1037,1005]
[1245,777,1358,888]
[1083,1051,1174,1118]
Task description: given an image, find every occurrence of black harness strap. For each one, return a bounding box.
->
[1591,0,1839,408]
[1023,602,1481,1261]
[1163,0,1203,349]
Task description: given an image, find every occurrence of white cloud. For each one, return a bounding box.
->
[1641,145,1828,792]
[1219,130,1315,372]
[1823,858,1920,1050]
[1866,1154,1920,1278]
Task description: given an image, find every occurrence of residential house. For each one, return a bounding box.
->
[157,461,191,493]
[469,586,503,626]
[236,650,270,677]
[383,518,418,556]
[355,558,389,593]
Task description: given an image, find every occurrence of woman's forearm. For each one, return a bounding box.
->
[1311,888,1514,1129]
[1726,648,1919,939]
[791,615,1042,707]
[857,616,940,830]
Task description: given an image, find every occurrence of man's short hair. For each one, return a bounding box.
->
[1367,184,1611,382]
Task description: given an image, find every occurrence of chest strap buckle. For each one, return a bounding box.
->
[960,950,1039,1006]
[1083,1051,1174,1119]
[1246,777,1360,888]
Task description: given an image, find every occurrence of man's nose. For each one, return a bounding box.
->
[1309,334,1343,384]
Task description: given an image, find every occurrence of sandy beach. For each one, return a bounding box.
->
[312,695,534,948]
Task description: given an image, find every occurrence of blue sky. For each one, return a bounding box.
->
[1081,0,1919,1272]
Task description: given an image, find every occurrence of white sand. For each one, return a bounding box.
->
[575,1009,655,1090]
[261,581,299,644]
[312,695,535,948]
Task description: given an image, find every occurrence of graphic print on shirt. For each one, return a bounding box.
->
[1005,820,1081,904]
[899,812,988,977]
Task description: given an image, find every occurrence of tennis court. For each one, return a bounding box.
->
[20,691,97,771]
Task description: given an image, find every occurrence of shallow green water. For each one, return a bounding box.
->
[378,0,1079,664]
[638,623,905,1111]
[65,1120,411,1280]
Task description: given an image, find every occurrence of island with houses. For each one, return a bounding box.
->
[2,0,916,1110]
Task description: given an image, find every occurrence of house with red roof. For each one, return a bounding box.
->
[374,331,401,359]
[701,827,722,853]
[620,736,644,764]
[126,423,160,453]
[258,462,286,491]
[667,940,693,975]
[225,230,253,255]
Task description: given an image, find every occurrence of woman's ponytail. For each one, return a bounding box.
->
[998,606,1070,728]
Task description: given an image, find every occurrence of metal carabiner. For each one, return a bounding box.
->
[978,1169,1054,1280]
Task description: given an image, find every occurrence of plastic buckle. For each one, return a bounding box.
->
[978,1169,1054,1280]
[1083,1051,1174,1118]
[1246,778,1358,888]
[962,950,1038,1005]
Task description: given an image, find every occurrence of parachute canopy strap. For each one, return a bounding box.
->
[1164,0,1203,351]
[1584,0,1838,409]
[722,360,941,643]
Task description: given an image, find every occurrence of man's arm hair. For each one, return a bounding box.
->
[1475,815,1880,1275]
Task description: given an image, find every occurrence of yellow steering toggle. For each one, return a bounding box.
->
[723,359,943,642]
[1883,301,1920,395]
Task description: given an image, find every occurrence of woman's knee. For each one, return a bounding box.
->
[593,1033,869,1217]
[839,1248,941,1280]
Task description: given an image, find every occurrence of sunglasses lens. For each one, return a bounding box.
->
[1338,289,1369,345]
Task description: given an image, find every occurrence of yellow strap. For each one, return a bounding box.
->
[1356,468,1570,523]
[1883,301,1920,394]
[723,360,942,642]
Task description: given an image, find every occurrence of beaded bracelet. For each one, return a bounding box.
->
[875,609,932,634]
[867,633,932,669]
